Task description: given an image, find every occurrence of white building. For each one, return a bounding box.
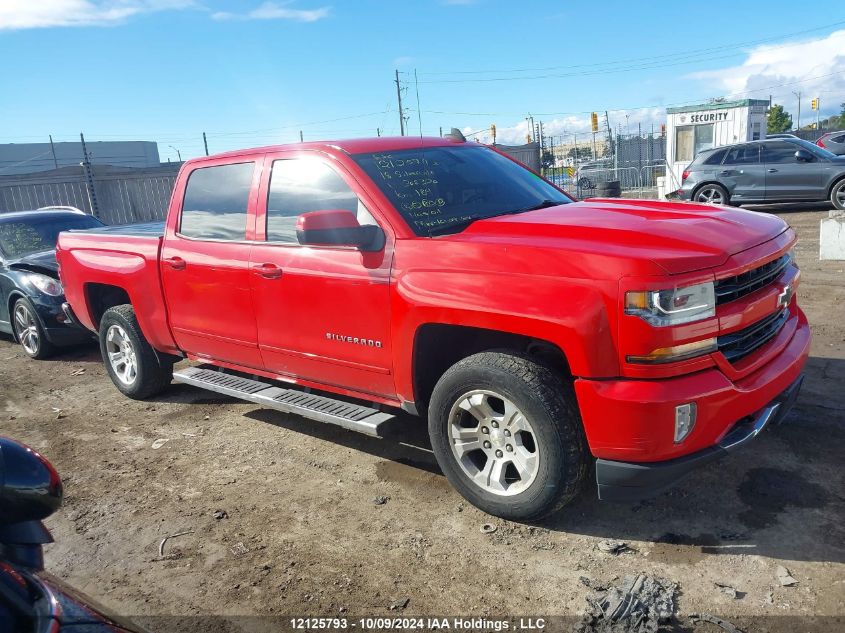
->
[666,99,769,188]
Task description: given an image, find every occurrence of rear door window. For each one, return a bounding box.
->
[763,142,800,163]
[723,145,760,165]
[180,162,255,240]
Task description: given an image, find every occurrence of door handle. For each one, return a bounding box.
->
[767,168,778,173]
[253,263,283,279]
[719,170,732,176]
[163,256,186,271]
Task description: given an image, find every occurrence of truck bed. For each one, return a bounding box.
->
[56,221,179,354]
[67,221,165,238]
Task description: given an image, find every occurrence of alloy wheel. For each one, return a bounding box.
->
[106,324,138,385]
[13,303,39,356]
[447,390,540,496]
[696,186,725,205]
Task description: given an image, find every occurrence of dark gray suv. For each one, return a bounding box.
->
[678,138,845,209]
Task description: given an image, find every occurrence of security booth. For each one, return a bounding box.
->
[665,99,769,189]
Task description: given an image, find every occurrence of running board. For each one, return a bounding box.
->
[173,365,394,437]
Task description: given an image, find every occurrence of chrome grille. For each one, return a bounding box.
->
[717,309,789,363]
[715,254,791,305]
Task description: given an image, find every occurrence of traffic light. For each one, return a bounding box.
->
[811,98,819,110]
[590,112,599,133]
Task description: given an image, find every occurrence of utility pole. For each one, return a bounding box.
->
[300,130,304,142]
[377,128,381,137]
[414,69,423,138]
[48,135,58,169]
[394,69,406,136]
[79,133,99,218]
[793,91,802,131]
[203,132,209,156]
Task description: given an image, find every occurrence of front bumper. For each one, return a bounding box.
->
[594,375,803,501]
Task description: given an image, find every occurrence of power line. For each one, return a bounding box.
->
[411,70,845,118]
[417,20,845,77]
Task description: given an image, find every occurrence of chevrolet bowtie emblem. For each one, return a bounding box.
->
[777,284,793,308]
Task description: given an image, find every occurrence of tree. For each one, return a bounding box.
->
[839,102,845,129]
[767,104,793,133]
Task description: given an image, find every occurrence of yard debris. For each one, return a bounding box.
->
[70,368,86,376]
[230,542,249,557]
[689,613,744,633]
[765,591,774,604]
[373,495,390,505]
[158,530,193,557]
[579,576,609,592]
[578,573,677,633]
[151,438,169,449]
[715,582,739,599]
[596,540,630,555]
[52,407,66,420]
[213,509,228,520]
[776,565,798,587]
[389,597,410,610]
[480,523,497,534]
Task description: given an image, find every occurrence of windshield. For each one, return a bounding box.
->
[0,214,103,259]
[352,145,571,236]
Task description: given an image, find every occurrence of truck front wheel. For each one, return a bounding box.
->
[428,351,588,521]
[99,304,173,400]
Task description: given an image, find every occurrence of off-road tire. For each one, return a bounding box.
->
[12,297,56,360]
[428,351,588,521]
[99,304,173,400]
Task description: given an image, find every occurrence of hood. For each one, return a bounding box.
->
[461,198,789,274]
[9,249,59,276]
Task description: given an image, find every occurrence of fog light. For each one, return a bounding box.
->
[674,403,697,443]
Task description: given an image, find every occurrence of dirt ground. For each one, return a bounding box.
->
[1,206,844,632]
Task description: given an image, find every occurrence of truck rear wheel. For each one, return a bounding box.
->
[99,304,173,400]
[428,351,587,521]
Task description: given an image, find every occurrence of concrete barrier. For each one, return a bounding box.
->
[820,210,845,261]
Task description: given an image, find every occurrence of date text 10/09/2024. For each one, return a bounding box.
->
[290,617,547,630]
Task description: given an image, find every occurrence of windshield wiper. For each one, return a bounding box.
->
[511,198,566,214]
[426,200,567,237]
[427,215,485,237]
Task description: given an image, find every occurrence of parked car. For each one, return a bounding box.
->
[0,209,102,359]
[57,136,809,520]
[765,133,799,139]
[816,130,845,155]
[575,159,612,188]
[0,437,144,632]
[678,138,845,209]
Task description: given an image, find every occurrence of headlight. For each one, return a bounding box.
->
[25,273,63,297]
[625,282,715,327]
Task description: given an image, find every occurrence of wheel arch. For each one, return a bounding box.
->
[410,323,572,415]
[691,181,730,201]
[826,174,845,198]
[83,283,131,329]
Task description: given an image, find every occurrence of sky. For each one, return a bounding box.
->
[1,0,844,163]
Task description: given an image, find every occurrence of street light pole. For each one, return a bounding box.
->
[792,91,802,131]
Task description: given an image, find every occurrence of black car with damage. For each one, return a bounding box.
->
[0,209,103,359]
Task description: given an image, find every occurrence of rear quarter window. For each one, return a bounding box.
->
[702,149,727,165]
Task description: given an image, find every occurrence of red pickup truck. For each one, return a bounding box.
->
[56,136,810,520]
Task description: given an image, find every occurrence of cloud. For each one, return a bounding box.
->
[212,2,330,22]
[0,0,194,29]
[469,108,665,146]
[690,29,845,117]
